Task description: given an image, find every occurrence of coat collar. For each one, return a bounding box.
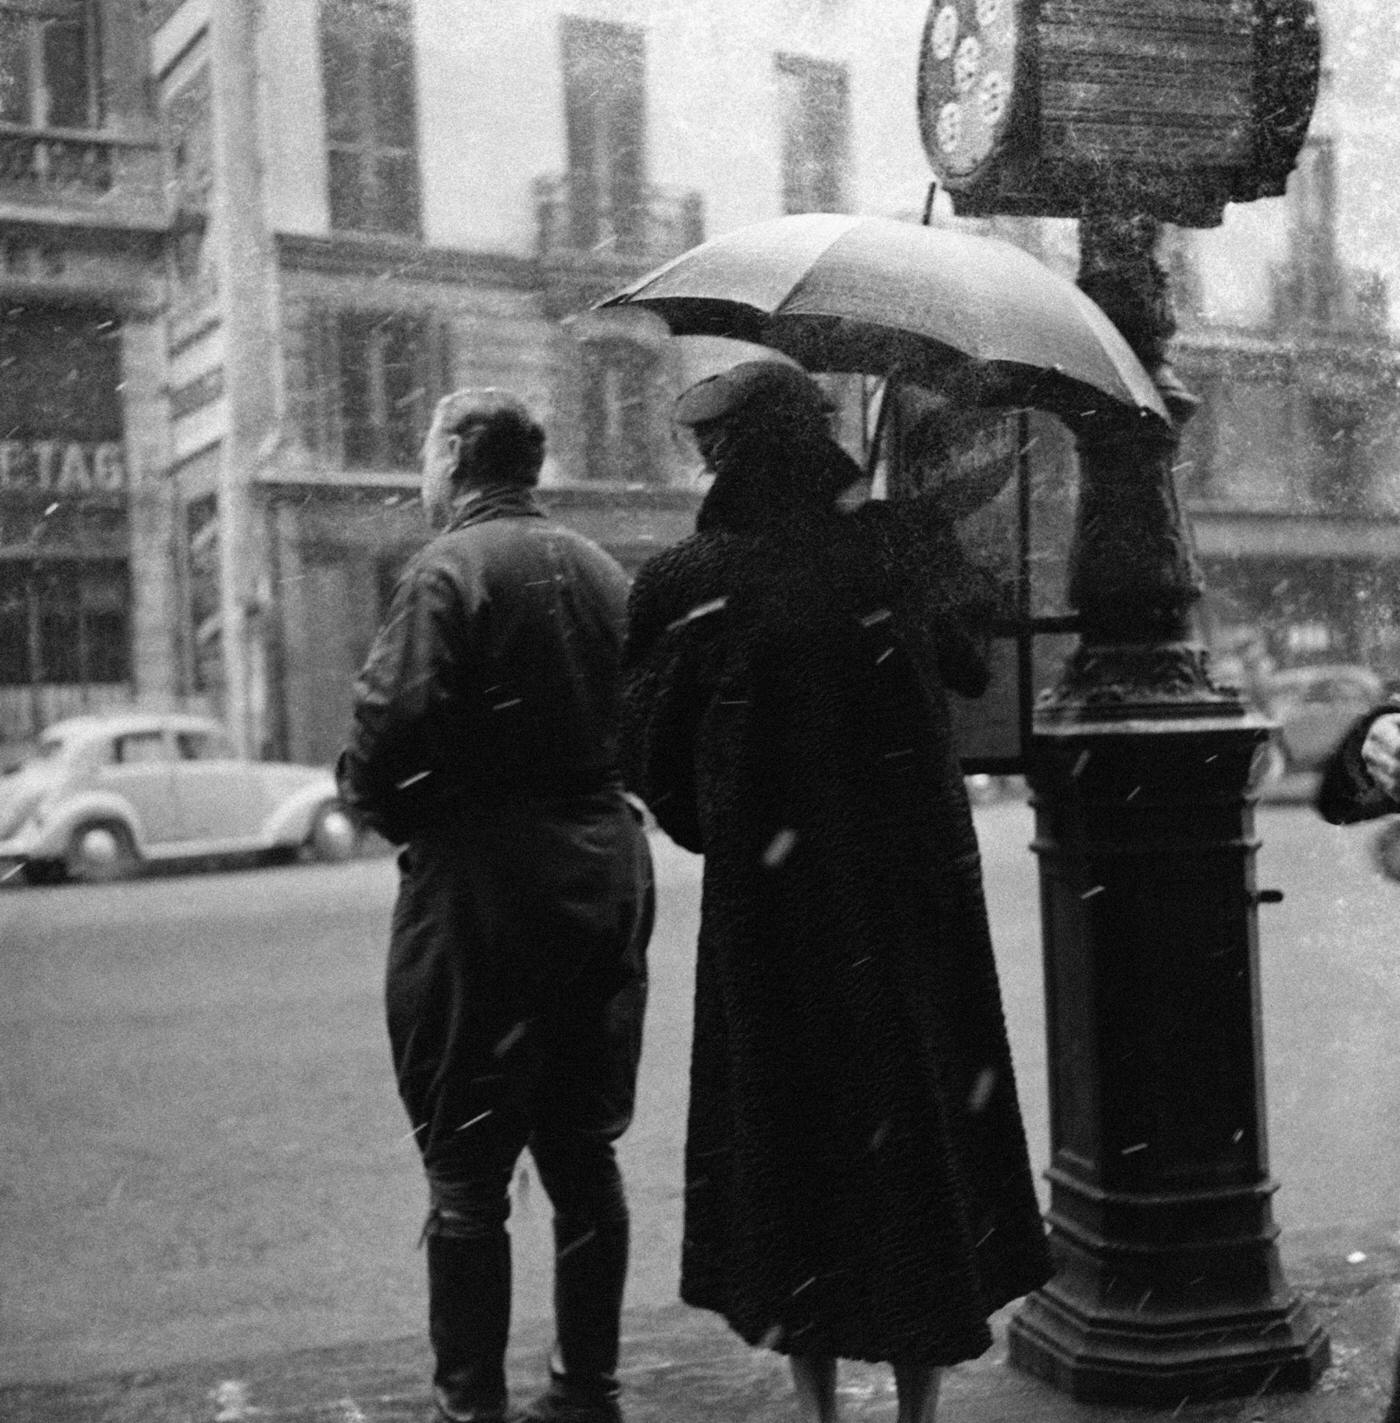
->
[445,482,547,532]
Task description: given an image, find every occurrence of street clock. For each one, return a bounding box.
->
[919,0,1022,181]
[917,0,1320,227]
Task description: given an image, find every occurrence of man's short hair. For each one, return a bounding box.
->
[432,388,545,485]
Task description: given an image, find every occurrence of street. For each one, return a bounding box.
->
[2,800,1399,1387]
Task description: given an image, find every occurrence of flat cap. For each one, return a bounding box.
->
[674,360,832,428]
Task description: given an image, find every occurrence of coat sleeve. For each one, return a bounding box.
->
[336,562,467,844]
[1314,702,1400,825]
[621,562,707,855]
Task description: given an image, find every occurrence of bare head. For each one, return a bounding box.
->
[421,388,546,527]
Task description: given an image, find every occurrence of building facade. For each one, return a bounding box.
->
[132,0,939,764]
[3,1,1397,763]
[0,0,176,743]
[1172,127,1400,681]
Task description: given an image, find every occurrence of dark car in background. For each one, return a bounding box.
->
[1256,663,1385,783]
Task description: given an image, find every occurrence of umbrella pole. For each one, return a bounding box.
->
[1006,207,1326,1403]
[864,379,891,484]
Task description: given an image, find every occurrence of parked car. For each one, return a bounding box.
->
[1256,663,1385,782]
[0,711,358,885]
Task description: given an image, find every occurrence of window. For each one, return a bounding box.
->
[0,561,129,687]
[337,311,434,468]
[776,54,850,214]
[0,2,102,130]
[113,730,169,765]
[300,306,449,470]
[177,729,236,760]
[561,17,646,249]
[581,343,652,483]
[319,0,420,236]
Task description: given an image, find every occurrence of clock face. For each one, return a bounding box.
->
[917,0,1021,181]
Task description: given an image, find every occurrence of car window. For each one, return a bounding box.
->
[113,730,171,765]
[177,730,236,761]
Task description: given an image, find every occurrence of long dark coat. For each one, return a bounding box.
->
[622,429,1050,1365]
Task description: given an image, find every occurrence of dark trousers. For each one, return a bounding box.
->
[388,795,652,1419]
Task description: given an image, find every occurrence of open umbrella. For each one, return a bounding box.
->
[594,212,1169,425]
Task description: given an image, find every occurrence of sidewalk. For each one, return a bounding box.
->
[4,1224,1397,1423]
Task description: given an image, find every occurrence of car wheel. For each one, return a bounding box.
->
[306,802,359,864]
[1371,822,1400,883]
[64,820,140,884]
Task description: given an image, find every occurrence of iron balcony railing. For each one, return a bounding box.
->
[534,174,704,267]
[0,125,166,228]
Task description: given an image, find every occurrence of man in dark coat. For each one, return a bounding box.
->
[1314,700,1400,1423]
[338,389,653,1423]
[622,362,1049,1423]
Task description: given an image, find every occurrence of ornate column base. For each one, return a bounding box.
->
[1007,714,1329,1405]
[1010,1252,1329,1405]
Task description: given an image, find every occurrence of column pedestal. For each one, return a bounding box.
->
[1007,713,1329,1404]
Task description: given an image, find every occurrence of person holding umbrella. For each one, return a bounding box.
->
[621,360,1050,1423]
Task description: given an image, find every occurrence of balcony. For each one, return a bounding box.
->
[0,125,168,232]
[534,174,704,314]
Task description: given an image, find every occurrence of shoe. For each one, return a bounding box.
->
[518,1390,622,1423]
[432,1385,521,1422]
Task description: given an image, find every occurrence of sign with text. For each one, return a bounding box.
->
[0,306,129,555]
[0,439,127,493]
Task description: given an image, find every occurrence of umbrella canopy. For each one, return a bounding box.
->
[595,212,1169,425]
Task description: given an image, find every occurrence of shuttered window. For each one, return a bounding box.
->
[580,340,652,483]
[0,1,102,130]
[776,54,850,215]
[319,0,421,236]
[298,304,452,472]
[561,17,646,250]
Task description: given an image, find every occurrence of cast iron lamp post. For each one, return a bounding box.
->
[919,0,1329,1403]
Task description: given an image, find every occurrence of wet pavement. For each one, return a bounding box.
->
[4,1222,1397,1423]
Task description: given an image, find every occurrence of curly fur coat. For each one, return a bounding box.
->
[622,425,1050,1365]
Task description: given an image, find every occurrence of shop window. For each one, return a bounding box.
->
[0,561,129,687]
[776,54,850,214]
[319,0,421,237]
[581,343,652,483]
[561,16,646,249]
[0,1,103,130]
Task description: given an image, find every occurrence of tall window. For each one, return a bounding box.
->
[562,17,646,249]
[581,343,652,483]
[319,0,421,236]
[776,54,850,214]
[299,306,449,470]
[0,1,102,130]
[337,312,433,467]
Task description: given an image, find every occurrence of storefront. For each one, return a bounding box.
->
[0,303,135,742]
